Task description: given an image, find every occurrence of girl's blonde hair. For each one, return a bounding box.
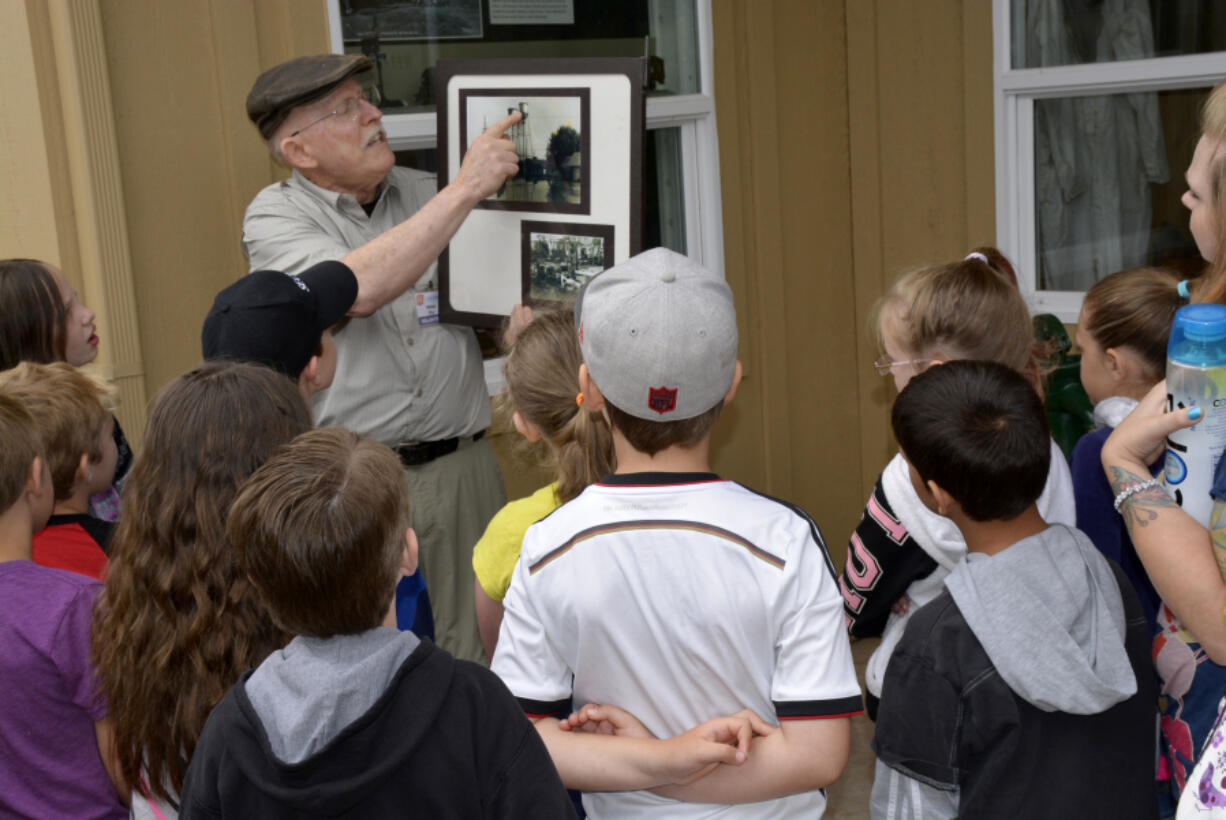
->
[1082,267,1181,381]
[1193,79,1226,305]
[876,247,1035,376]
[500,309,614,502]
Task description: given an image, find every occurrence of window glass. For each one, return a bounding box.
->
[1011,1,1226,70]
[1032,86,1207,291]
[342,0,700,116]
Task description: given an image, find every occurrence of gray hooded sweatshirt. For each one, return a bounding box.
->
[943,523,1137,714]
[871,524,1156,820]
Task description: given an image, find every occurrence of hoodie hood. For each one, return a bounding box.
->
[865,447,1077,696]
[225,630,460,815]
[944,524,1136,714]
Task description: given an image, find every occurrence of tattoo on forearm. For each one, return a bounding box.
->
[1109,466,1178,531]
[1210,503,1226,584]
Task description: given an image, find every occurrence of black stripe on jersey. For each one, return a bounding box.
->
[529,519,787,574]
[516,697,572,718]
[732,482,839,582]
[774,695,864,719]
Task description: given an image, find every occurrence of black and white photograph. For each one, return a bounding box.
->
[460,89,590,214]
[521,221,614,305]
[340,0,483,43]
[436,57,644,326]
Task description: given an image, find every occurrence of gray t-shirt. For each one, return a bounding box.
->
[242,167,489,444]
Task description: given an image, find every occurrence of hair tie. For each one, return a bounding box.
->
[575,392,585,407]
[1178,279,1192,300]
[964,251,989,265]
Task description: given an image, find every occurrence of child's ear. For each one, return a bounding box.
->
[722,360,744,406]
[401,527,419,577]
[74,452,92,488]
[927,480,957,517]
[578,364,607,412]
[301,354,321,387]
[1103,347,1127,382]
[511,411,543,443]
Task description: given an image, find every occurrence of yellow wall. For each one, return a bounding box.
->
[711,0,995,563]
[2,0,995,560]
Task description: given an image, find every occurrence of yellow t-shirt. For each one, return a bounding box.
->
[472,482,562,602]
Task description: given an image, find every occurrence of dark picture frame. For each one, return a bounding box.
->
[436,57,646,327]
[459,88,591,214]
[521,221,615,306]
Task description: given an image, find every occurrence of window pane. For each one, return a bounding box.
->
[1033,86,1207,291]
[1011,1,1226,69]
[340,0,700,117]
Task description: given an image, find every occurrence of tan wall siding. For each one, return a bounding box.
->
[97,0,330,398]
[712,0,995,566]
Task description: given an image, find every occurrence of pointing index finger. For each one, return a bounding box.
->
[485,110,523,138]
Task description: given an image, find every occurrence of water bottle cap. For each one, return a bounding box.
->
[1172,303,1226,344]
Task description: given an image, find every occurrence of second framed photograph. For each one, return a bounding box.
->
[461,89,590,214]
[521,221,614,306]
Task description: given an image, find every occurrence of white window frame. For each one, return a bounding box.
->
[326,1,725,275]
[993,0,1226,322]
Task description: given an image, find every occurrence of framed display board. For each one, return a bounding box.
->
[436,57,646,326]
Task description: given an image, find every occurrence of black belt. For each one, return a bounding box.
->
[396,430,484,467]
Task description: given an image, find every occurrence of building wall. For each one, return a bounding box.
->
[711,0,995,565]
[1,0,995,564]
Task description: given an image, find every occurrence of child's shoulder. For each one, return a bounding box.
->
[521,474,830,569]
[0,559,101,597]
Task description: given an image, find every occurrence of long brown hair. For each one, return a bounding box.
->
[0,259,67,369]
[501,309,614,501]
[1193,79,1226,305]
[91,362,312,798]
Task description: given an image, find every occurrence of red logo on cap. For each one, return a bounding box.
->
[578,322,584,344]
[648,386,678,414]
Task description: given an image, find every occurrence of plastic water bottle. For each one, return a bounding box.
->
[1164,303,1226,527]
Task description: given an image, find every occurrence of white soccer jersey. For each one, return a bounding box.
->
[492,472,863,819]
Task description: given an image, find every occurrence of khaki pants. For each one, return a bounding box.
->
[403,435,505,665]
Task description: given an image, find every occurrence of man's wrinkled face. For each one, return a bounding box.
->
[285,78,393,196]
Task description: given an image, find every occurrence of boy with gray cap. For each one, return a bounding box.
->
[491,247,862,818]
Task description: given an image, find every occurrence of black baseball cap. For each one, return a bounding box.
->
[201,260,358,377]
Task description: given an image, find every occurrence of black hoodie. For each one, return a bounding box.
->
[180,638,574,819]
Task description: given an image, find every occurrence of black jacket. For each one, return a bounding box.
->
[180,639,575,819]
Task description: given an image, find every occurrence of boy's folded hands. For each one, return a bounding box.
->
[558,702,776,784]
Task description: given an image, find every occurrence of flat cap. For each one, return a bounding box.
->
[247,53,373,139]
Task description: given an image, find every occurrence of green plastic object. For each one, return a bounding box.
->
[1033,313,1094,462]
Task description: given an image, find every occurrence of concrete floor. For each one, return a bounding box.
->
[824,637,879,819]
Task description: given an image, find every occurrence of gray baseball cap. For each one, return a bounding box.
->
[576,247,737,421]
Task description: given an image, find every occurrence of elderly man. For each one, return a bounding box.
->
[242,54,520,664]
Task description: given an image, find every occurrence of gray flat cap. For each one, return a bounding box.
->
[247,53,373,139]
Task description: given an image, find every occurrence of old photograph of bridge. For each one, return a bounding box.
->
[461,89,590,214]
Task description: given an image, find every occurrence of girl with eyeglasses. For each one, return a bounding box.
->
[839,246,1076,720]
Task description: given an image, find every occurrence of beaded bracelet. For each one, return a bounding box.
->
[1113,478,1163,513]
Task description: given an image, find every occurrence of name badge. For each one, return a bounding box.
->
[415,290,439,325]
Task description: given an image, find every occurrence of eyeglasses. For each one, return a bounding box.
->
[289,85,382,137]
[873,354,934,377]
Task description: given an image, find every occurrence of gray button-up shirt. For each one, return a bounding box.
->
[242,167,490,445]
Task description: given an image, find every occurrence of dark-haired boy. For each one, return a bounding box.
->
[491,248,862,817]
[179,427,574,819]
[870,360,1157,819]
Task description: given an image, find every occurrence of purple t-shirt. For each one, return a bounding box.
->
[0,560,125,819]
